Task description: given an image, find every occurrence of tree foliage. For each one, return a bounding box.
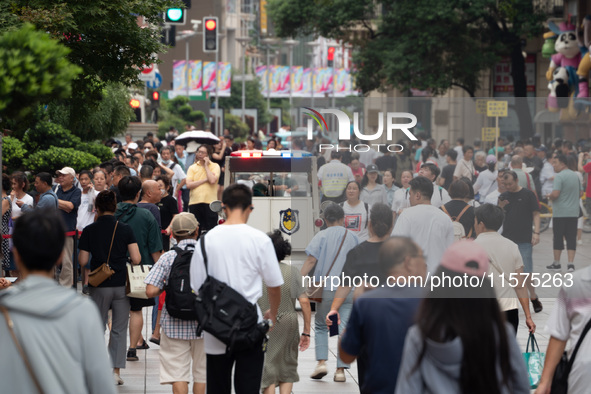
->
[2,136,27,173]
[268,0,546,138]
[224,113,250,140]
[158,96,206,135]
[46,82,135,141]
[24,146,101,174]
[219,79,272,128]
[0,23,81,124]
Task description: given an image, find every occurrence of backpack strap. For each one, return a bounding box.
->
[364,202,369,228]
[455,204,471,222]
[200,236,208,272]
[567,316,591,371]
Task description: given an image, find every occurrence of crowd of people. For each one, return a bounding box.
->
[0,127,590,394]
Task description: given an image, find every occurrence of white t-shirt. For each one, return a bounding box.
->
[317,160,355,198]
[391,204,454,272]
[391,188,408,213]
[454,146,464,161]
[342,200,370,242]
[189,224,284,355]
[11,194,34,219]
[161,161,187,196]
[474,232,523,312]
[473,170,497,201]
[546,266,591,393]
[394,183,451,211]
[76,190,98,232]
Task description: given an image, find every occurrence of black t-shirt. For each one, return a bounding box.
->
[157,195,179,229]
[110,185,123,203]
[441,200,476,238]
[79,215,137,287]
[138,202,161,229]
[500,188,539,244]
[375,155,397,173]
[342,241,385,280]
[441,164,456,190]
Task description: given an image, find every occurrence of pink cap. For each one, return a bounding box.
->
[440,240,489,277]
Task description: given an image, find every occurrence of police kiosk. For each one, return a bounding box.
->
[224,150,320,264]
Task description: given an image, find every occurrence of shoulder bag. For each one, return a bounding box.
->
[87,221,118,287]
[305,228,348,303]
[1,306,44,394]
[551,316,591,393]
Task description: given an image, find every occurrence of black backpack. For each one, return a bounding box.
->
[193,235,269,354]
[164,245,198,320]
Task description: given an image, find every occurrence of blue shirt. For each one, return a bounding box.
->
[21,190,58,212]
[56,185,81,231]
[340,286,423,394]
[305,226,358,280]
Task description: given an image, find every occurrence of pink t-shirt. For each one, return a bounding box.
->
[551,52,582,69]
[583,161,591,197]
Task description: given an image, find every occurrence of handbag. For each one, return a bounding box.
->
[305,228,347,303]
[1,306,44,394]
[551,316,591,394]
[126,263,153,299]
[523,333,545,389]
[87,221,118,287]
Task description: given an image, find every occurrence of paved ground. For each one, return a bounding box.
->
[110,230,591,393]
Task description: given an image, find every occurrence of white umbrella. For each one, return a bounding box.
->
[175,130,220,145]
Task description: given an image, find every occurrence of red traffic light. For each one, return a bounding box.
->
[205,19,217,31]
[152,91,160,101]
[129,99,141,108]
[327,47,335,61]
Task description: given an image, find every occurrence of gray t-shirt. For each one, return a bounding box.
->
[552,169,582,218]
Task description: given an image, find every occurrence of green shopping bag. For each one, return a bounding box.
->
[523,333,545,389]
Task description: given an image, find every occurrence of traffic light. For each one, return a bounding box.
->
[152,91,160,102]
[164,7,186,25]
[161,25,176,47]
[327,47,335,67]
[130,98,142,122]
[203,17,218,53]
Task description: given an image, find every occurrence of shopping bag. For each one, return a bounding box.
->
[126,264,152,299]
[523,333,545,389]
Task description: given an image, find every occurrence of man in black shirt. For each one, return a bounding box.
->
[439,149,457,190]
[498,171,542,313]
[375,151,397,174]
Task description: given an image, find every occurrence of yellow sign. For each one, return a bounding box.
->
[482,127,498,142]
[260,0,268,34]
[487,101,508,117]
[476,99,488,114]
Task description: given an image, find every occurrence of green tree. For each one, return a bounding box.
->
[4,0,179,134]
[24,146,100,174]
[1,136,27,173]
[46,82,135,141]
[0,23,81,125]
[268,0,546,139]
[224,113,250,140]
[157,96,206,135]
[219,79,272,129]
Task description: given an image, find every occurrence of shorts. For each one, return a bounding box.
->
[129,296,156,311]
[159,332,206,384]
[552,217,578,251]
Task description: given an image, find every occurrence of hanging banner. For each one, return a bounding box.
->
[273,66,291,97]
[172,60,203,95]
[291,66,305,97]
[255,65,269,96]
[255,66,358,97]
[203,62,232,97]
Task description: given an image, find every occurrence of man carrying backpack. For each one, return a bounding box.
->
[145,213,206,394]
[190,184,283,394]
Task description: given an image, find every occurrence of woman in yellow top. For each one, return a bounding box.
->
[186,144,220,237]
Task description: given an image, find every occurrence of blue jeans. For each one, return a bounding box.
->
[517,243,533,273]
[314,289,353,368]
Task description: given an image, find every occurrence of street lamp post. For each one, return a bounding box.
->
[261,38,277,134]
[284,39,299,127]
[236,37,251,126]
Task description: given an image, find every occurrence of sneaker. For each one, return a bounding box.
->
[531,297,543,313]
[126,349,138,361]
[568,264,575,273]
[136,340,150,349]
[113,373,124,385]
[310,363,328,380]
[546,262,562,271]
[334,370,346,382]
[82,285,89,295]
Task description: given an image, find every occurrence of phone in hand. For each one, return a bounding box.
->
[329,314,339,337]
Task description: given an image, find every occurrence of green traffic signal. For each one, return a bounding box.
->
[164,8,185,25]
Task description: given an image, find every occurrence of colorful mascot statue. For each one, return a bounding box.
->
[576,16,591,98]
[548,66,578,112]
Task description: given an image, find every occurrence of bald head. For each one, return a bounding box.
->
[378,237,421,277]
[510,155,523,169]
[141,180,161,204]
